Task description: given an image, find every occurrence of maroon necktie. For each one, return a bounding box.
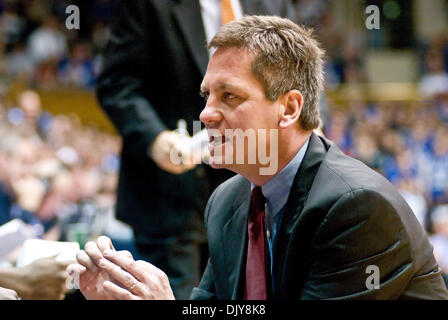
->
[244,186,268,300]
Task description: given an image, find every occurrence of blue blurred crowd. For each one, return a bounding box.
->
[0,89,126,264]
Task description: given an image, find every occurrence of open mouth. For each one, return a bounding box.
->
[209,134,230,146]
[208,133,231,159]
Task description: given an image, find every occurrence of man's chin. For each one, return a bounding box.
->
[208,157,227,169]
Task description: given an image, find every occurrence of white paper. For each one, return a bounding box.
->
[0,219,36,261]
[16,239,80,267]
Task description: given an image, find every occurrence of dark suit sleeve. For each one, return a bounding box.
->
[96,0,167,158]
[300,188,417,299]
[190,259,217,300]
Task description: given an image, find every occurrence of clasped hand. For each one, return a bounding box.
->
[67,236,175,300]
[150,130,197,175]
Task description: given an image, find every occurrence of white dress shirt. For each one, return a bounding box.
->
[199,0,244,56]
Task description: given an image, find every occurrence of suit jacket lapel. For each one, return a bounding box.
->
[272,133,328,295]
[222,179,251,299]
[172,0,209,75]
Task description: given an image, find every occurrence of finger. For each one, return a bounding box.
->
[67,263,86,276]
[103,280,138,300]
[84,241,105,267]
[98,258,139,293]
[66,275,78,290]
[117,250,133,259]
[76,250,96,271]
[103,250,148,283]
[97,236,115,253]
[66,264,85,289]
[98,250,133,268]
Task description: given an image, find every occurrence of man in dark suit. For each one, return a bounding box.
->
[73,15,448,299]
[96,0,294,299]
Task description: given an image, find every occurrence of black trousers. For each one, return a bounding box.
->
[135,210,207,300]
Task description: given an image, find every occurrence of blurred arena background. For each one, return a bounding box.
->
[0,0,447,274]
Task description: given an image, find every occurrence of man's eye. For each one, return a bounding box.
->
[200,92,209,101]
[223,92,236,100]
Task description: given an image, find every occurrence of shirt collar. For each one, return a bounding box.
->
[251,137,310,217]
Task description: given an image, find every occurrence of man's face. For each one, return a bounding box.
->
[199,47,280,174]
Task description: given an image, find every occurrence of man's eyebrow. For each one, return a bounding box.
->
[200,81,244,94]
[218,83,239,91]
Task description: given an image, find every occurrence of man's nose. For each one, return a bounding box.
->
[200,102,221,125]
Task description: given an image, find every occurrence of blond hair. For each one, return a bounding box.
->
[209,15,325,130]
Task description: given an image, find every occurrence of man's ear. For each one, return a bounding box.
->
[278,90,303,129]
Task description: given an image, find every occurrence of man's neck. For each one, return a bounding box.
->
[246,131,312,186]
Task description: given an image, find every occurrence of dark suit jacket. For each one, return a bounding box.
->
[96,0,295,241]
[191,133,448,299]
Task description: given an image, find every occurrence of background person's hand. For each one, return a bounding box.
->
[15,255,71,300]
[0,287,19,300]
[149,131,196,174]
[97,249,175,300]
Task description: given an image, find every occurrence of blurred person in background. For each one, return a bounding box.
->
[0,0,26,51]
[323,110,353,154]
[351,129,383,172]
[0,256,70,300]
[4,41,33,79]
[27,14,67,65]
[420,49,448,98]
[429,205,448,274]
[58,41,96,89]
[27,14,67,88]
[96,0,294,299]
[428,126,448,206]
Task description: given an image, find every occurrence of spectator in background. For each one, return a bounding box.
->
[58,41,96,88]
[351,129,383,171]
[420,50,448,98]
[324,110,353,154]
[428,126,448,206]
[0,0,26,51]
[429,205,448,274]
[27,14,67,88]
[4,41,33,78]
[27,14,67,65]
